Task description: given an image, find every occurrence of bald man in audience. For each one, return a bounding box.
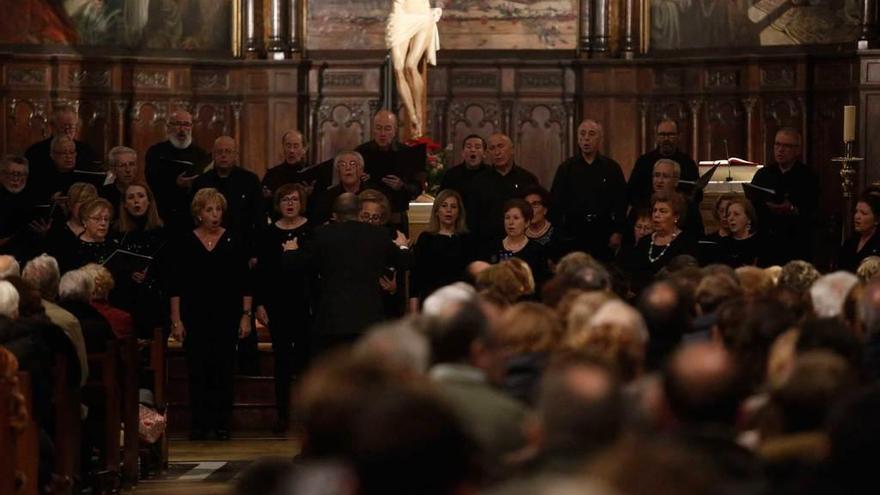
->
[550,119,627,261]
[355,110,423,235]
[25,105,97,191]
[261,129,332,216]
[464,133,538,251]
[192,136,263,247]
[0,255,20,279]
[145,109,212,232]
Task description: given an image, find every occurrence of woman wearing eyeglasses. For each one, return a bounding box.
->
[69,197,120,270]
[253,183,313,434]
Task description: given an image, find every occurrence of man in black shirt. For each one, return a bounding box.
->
[355,110,422,235]
[750,128,819,263]
[629,119,700,209]
[439,134,486,195]
[99,146,138,210]
[0,155,39,260]
[261,129,332,217]
[25,106,97,189]
[465,133,538,251]
[27,135,90,204]
[192,136,263,252]
[550,119,627,261]
[145,110,211,232]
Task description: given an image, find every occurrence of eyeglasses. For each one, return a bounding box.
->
[337,160,361,169]
[279,196,299,204]
[52,150,76,156]
[169,121,193,128]
[360,213,382,223]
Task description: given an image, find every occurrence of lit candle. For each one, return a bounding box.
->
[844,105,856,143]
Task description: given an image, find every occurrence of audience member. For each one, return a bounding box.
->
[809,271,859,318]
[777,259,820,294]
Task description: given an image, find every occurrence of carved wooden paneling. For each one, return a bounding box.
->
[705,68,740,91]
[5,67,49,88]
[134,70,172,90]
[450,71,499,91]
[705,99,745,161]
[760,65,796,89]
[193,71,231,92]
[130,102,169,167]
[515,103,567,188]
[78,99,112,161]
[446,101,501,162]
[5,98,49,154]
[315,100,370,163]
[193,103,230,154]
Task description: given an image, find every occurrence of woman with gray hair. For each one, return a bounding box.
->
[58,268,113,352]
[311,151,377,225]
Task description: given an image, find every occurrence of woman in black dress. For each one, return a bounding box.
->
[410,189,475,311]
[483,198,551,293]
[169,188,252,440]
[522,185,557,255]
[621,192,698,292]
[839,193,880,272]
[44,182,98,272]
[254,183,312,433]
[358,189,408,318]
[718,197,766,268]
[70,197,119,269]
[112,181,168,338]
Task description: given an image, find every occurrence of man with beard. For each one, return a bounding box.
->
[550,119,627,261]
[464,133,538,251]
[355,110,423,235]
[145,109,211,232]
[0,155,39,260]
[440,134,486,195]
[99,146,139,209]
[261,129,332,218]
[25,106,97,189]
[750,128,818,263]
[628,119,700,210]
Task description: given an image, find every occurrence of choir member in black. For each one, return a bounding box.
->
[358,189,409,319]
[750,128,819,263]
[621,192,698,292]
[409,189,475,311]
[25,106,97,190]
[550,119,627,261]
[465,133,538,252]
[718,198,766,268]
[699,193,736,264]
[354,110,423,235]
[169,188,252,441]
[44,182,98,273]
[439,134,486,195]
[282,193,407,354]
[650,158,705,238]
[261,129,332,217]
[617,208,653,266]
[192,136,263,253]
[522,184,563,263]
[311,151,375,225]
[254,183,312,433]
[482,199,551,293]
[145,109,211,233]
[99,146,138,211]
[112,181,168,338]
[0,155,39,260]
[27,135,96,205]
[628,119,700,209]
[839,193,880,272]
[69,198,119,270]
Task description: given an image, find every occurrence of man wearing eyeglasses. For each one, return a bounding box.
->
[261,129,333,219]
[0,155,39,259]
[145,109,212,233]
[24,106,98,193]
[750,128,818,263]
[627,119,700,211]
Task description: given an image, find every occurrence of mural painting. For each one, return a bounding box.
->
[650,0,862,49]
[308,0,578,50]
[0,0,231,52]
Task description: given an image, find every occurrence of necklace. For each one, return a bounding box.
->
[648,231,678,263]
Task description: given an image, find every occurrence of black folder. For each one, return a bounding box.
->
[101,248,154,274]
[742,183,780,205]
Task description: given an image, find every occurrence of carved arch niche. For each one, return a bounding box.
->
[193,102,230,153]
[130,101,170,167]
[77,99,112,161]
[447,102,499,163]
[705,99,746,161]
[516,103,566,188]
[316,100,369,163]
[6,98,49,154]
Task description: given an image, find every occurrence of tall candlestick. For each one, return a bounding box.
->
[844,105,856,143]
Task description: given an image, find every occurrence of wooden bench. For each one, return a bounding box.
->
[1,370,38,495]
[51,352,81,495]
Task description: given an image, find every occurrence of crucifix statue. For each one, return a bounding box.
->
[386,0,442,138]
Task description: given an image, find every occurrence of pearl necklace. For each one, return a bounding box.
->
[648,231,678,264]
